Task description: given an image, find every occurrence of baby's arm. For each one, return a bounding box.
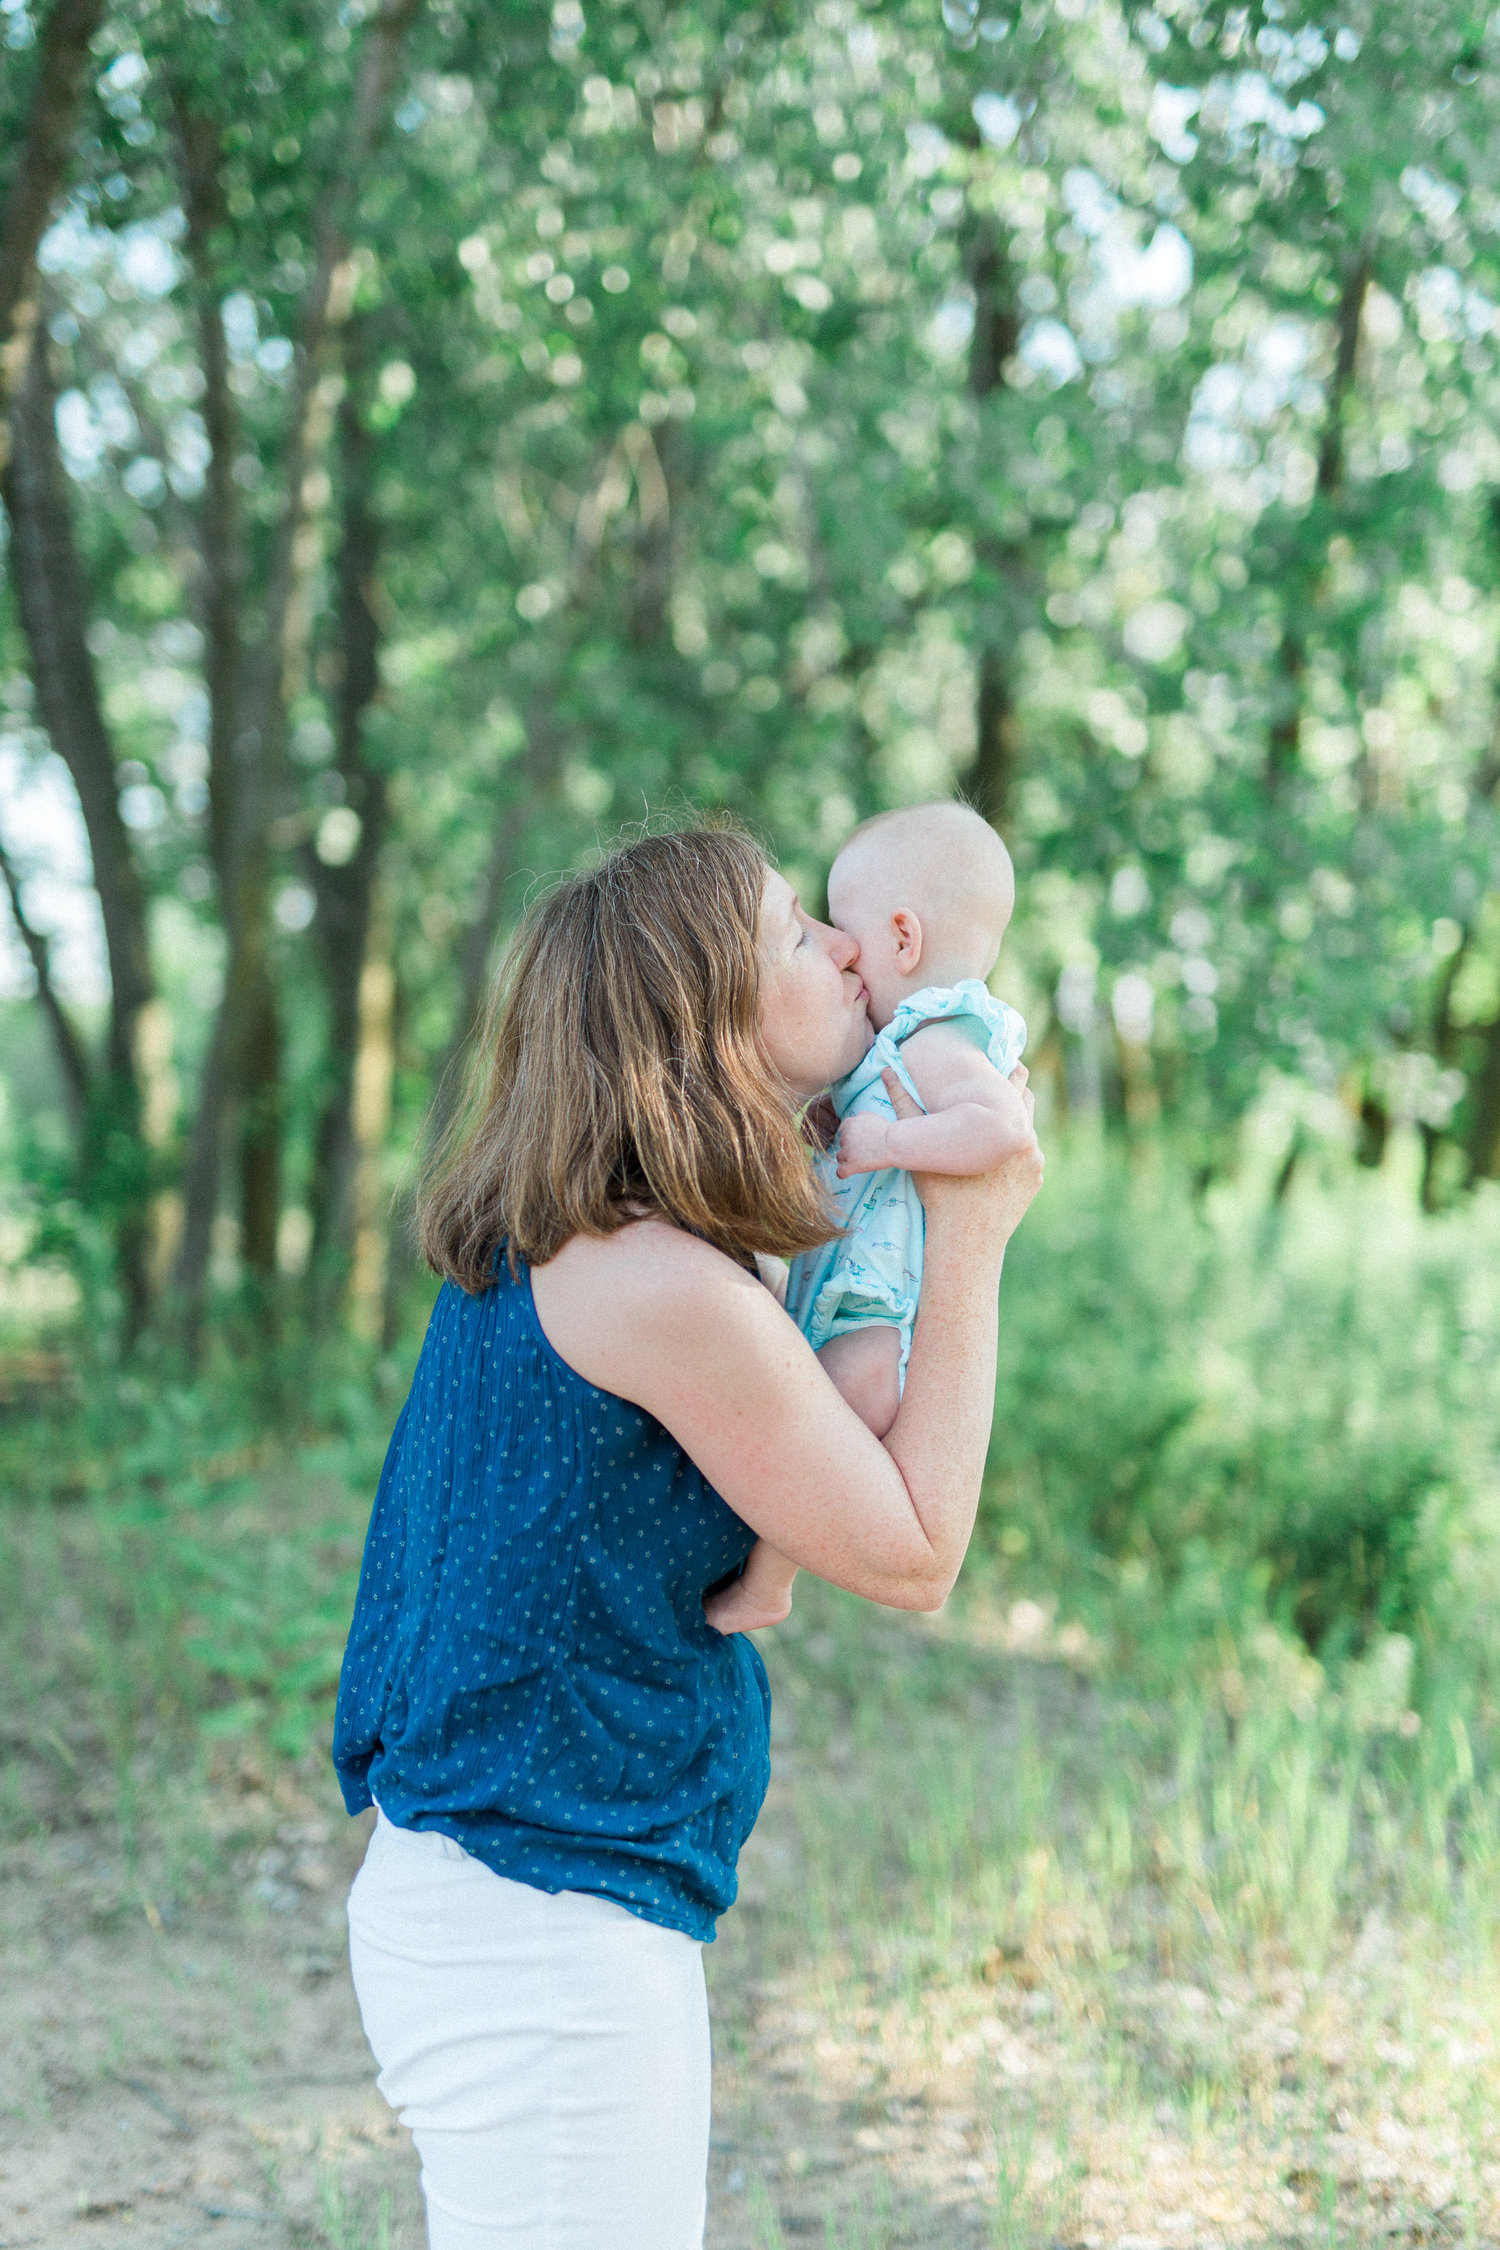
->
[704,1326,903,1633]
[837,1029,1031,1179]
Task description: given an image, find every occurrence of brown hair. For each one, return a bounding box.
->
[418,824,837,1290]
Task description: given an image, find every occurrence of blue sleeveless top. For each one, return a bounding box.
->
[332,1257,772,1942]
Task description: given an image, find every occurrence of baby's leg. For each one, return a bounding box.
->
[817,1325,902,1439]
[704,1540,798,1634]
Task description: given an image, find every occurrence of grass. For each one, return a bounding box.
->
[2,1144,1500,2243]
[4,1472,1496,2243]
[704,1577,1500,2244]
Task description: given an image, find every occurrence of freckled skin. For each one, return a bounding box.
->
[755,869,872,1099]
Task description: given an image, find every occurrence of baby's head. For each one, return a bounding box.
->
[827,802,1014,1031]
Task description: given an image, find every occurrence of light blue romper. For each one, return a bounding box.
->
[785,980,1027,1391]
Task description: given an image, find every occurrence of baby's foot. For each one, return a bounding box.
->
[704,1578,794,1635]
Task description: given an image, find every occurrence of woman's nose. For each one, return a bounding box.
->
[827,923,859,971]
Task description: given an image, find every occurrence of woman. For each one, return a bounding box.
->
[333,823,1042,2250]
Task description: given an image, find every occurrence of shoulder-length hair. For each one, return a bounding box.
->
[418,823,837,1290]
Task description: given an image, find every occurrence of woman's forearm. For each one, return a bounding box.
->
[876,1217,1006,1607]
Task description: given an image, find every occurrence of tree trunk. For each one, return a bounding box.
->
[0,0,106,459]
[238,963,282,1284]
[307,319,388,1313]
[170,0,422,1339]
[971,638,1022,826]
[964,225,1024,828]
[1354,1083,1389,1169]
[168,99,254,1342]
[438,708,564,1127]
[1266,249,1369,793]
[1465,1011,1500,1182]
[1416,929,1468,1209]
[172,100,245,888]
[1316,250,1371,502]
[3,322,155,1335]
[625,420,674,650]
[1265,624,1307,794]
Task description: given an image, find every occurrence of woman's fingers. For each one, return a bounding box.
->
[881,1066,923,1120]
[1008,1063,1035,1124]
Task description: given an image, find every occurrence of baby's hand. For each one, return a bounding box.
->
[704,1576,794,1634]
[835,1110,895,1177]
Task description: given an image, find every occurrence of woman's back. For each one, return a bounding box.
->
[333,1256,771,1941]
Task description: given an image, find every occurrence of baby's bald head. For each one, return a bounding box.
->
[827,802,1015,1026]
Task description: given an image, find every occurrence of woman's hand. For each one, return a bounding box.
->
[887,1065,1043,1263]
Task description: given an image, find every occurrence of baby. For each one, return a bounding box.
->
[706,801,1032,1636]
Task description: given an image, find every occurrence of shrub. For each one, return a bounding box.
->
[985,1147,1500,1666]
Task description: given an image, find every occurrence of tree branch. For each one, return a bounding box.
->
[0,829,91,1128]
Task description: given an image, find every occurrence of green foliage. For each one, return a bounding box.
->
[6,0,1500,1332]
[766,1573,1497,1978]
[3,1152,1495,1823]
[0,1332,403,1823]
[986,1145,1500,1662]
[1,0,1499,1682]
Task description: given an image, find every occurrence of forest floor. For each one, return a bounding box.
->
[4,1483,1500,2250]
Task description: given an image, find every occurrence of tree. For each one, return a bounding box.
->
[154,0,422,1344]
[8,0,1500,1361]
[0,0,106,457]
[3,322,157,1333]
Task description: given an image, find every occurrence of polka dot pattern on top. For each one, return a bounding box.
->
[332,1255,771,1943]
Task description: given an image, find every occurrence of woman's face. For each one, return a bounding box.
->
[757,869,871,1102]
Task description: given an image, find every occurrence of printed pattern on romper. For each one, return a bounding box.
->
[785,980,1026,1390]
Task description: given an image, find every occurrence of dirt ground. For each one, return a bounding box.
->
[0,1782,1004,2250]
[5,1676,1499,2249]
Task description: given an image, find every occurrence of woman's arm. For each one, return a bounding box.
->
[530,1093,1042,1611]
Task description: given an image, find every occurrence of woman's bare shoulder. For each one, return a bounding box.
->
[530,1221,771,1400]
[541,1217,746,1296]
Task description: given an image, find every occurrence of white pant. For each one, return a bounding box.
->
[346,1811,710,2250]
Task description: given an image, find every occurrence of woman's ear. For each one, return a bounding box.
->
[891,909,923,975]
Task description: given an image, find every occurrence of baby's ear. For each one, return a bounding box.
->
[891,908,923,971]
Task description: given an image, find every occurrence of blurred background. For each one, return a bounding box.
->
[3,2,1500,2245]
